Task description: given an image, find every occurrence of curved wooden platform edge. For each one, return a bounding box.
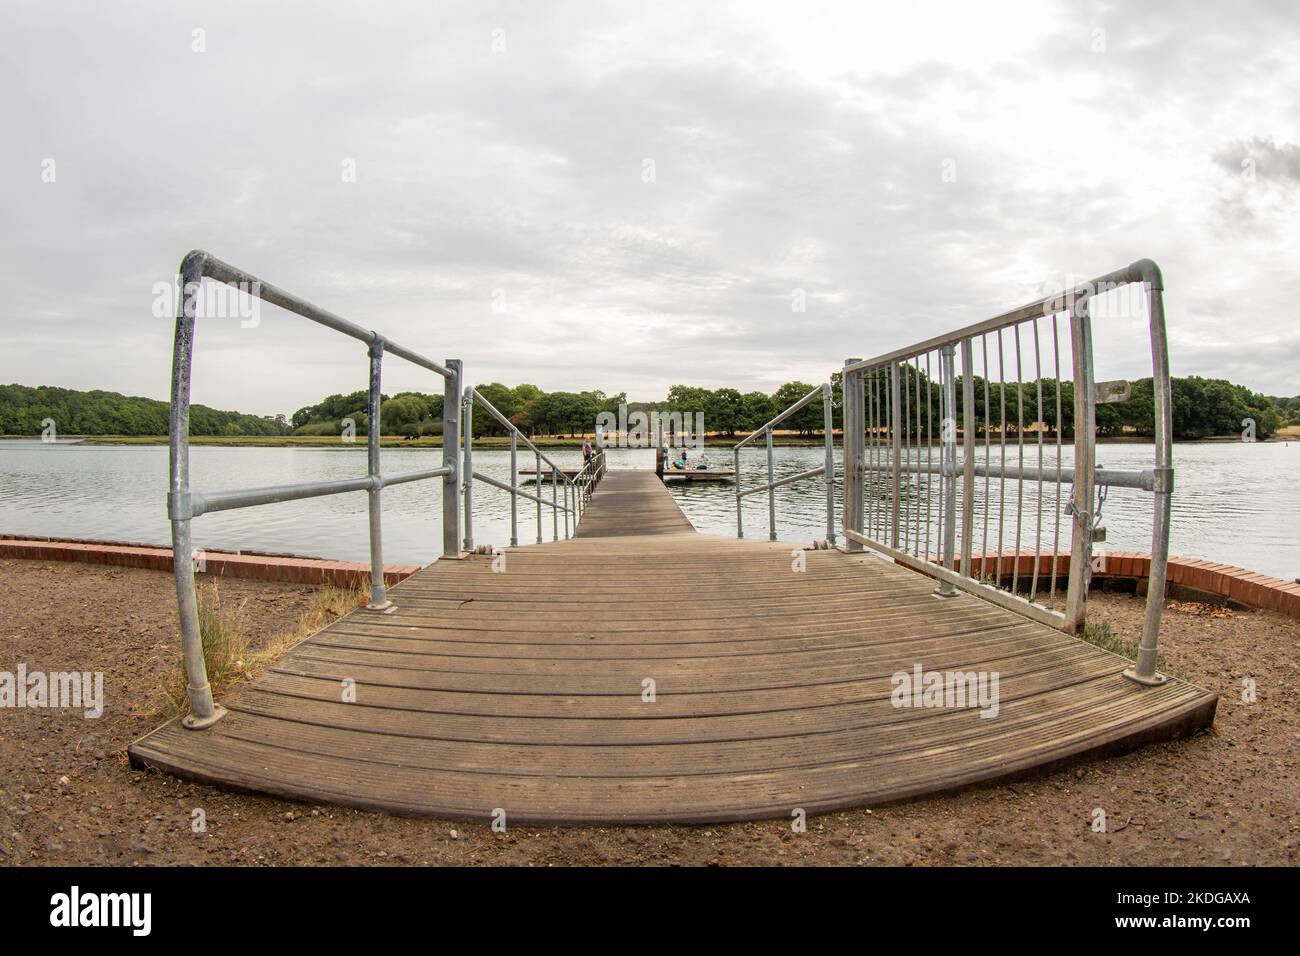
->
[128,471,1218,825]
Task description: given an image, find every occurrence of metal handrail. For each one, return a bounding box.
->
[463,386,604,548]
[167,250,464,728]
[841,258,1174,686]
[733,383,836,544]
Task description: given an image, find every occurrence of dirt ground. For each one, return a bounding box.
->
[1,557,1296,867]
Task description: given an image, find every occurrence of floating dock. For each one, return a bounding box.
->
[129,470,1217,824]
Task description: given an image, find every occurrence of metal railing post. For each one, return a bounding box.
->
[462,391,474,552]
[936,344,959,596]
[168,252,223,729]
[535,450,543,544]
[733,385,834,546]
[563,481,571,539]
[365,338,391,609]
[551,466,559,541]
[843,360,864,552]
[162,251,466,728]
[822,382,836,545]
[766,428,776,541]
[890,362,902,549]
[734,444,743,538]
[960,340,976,576]
[509,429,519,547]
[1065,292,1096,633]
[442,359,463,559]
[1128,269,1173,685]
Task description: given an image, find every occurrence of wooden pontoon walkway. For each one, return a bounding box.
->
[130,470,1217,824]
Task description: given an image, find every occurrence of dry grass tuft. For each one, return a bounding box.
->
[1080,618,1179,678]
[158,581,368,718]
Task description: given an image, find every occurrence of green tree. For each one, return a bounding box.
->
[380,395,425,436]
[770,382,822,436]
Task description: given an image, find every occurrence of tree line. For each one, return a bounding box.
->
[1,377,1292,441]
[0,384,287,437]
[286,382,829,439]
[836,372,1287,441]
[288,375,1290,442]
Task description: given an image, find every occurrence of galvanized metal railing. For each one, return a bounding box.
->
[462,386,603,548]
[167,250,463,728]
[734,383,836,545]
[841,259,1173,685]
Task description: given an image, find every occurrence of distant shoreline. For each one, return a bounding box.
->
[1,430,1294,449]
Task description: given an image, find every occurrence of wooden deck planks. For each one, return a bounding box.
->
[129,469,1218,824]
[572,469,695,537]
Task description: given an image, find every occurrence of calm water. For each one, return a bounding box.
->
[0,441,1296,580]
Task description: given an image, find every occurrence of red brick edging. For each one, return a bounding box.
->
[0,537,420,589]
[948,551,1300,617]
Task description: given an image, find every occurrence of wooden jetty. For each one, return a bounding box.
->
[129,470,1217,824]
[661,468,736,482]
[519,467,585,479]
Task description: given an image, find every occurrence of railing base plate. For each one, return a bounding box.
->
[182,704,227,730]
[1122,667,1169,687]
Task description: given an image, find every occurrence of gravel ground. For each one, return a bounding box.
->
[1,558,1295,866]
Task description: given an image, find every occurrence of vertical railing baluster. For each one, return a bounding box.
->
[877,369,885,542]
[867,371,877,540]
[766,427,776,541]
[903,363,911,555]
[890,362,902,550]
[920,353,930,561]
[981,335,991,579]
[734,442,743,538]
[1065,291,1096,633]
[1050,313,1063,601]
[1031,316,1045,601]
[462,391,474,553]
[823,382,835,546]
[843,361,864,551]
[535,450,543,544]
[442,359,463,559]
[509,430,518,547]
[551,466,558,542]
[1129,273,1173,684]
[366,338,390,609]
[1012,324,1025,596]
[169,257,221,728]
[960,338,976,578]
[937,344,958,595]
[996,328,1007,587]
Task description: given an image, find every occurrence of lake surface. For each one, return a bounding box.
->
[0,441,1296,580]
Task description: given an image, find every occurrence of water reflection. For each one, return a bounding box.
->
[0,440,1296,580]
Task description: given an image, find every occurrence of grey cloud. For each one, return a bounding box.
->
[1212,137,1300,184]
[2,0,1299,415]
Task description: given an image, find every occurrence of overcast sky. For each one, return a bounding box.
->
[2,0,1297,417]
